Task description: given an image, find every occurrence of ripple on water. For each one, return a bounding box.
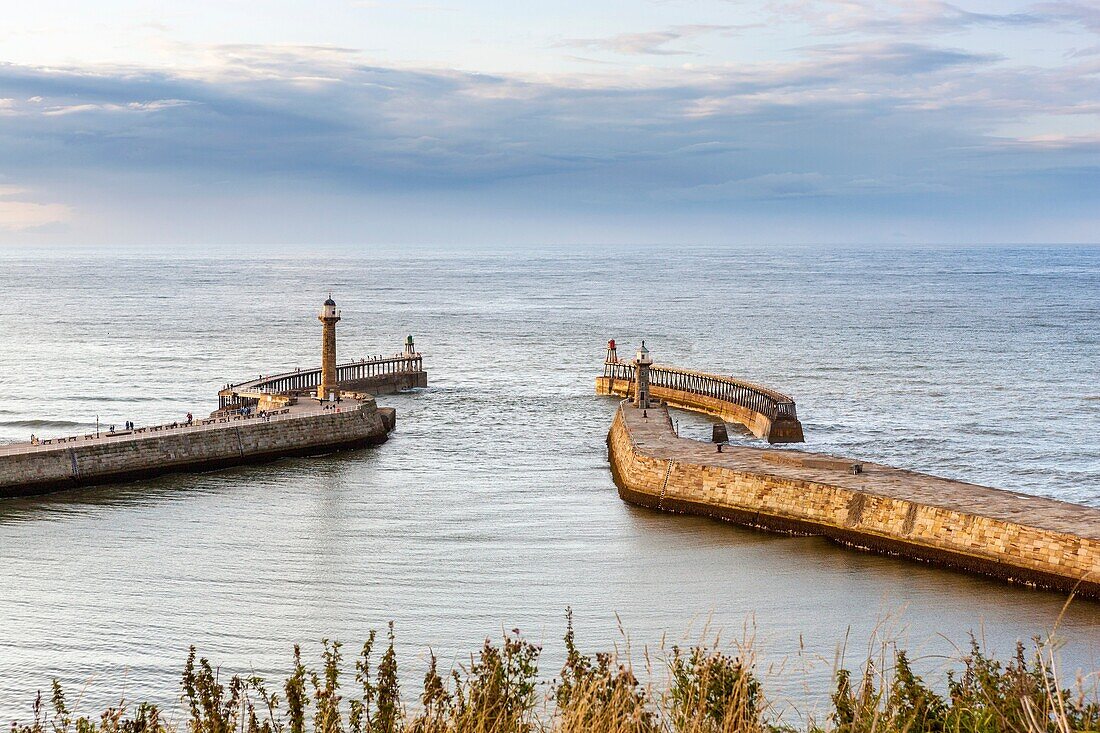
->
[0,247,1097,716]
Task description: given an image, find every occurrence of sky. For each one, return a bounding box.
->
[0,0,1098,247]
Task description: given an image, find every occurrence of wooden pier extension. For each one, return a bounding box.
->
[607,401,1100,599]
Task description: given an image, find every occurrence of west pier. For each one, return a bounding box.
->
[0,401,394,498]
[600,341,1100,599]
[0,297,426,499]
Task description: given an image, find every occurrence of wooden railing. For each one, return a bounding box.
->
[603,360,798,422]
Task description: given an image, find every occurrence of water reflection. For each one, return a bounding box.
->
[0,248,1097,715]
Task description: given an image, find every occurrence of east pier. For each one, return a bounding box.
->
[601,341,1100,599]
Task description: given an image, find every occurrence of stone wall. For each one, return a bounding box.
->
[607,404,1100,599]
[340,371,427,395]
[0,401,390,499]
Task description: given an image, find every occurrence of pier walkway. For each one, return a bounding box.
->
[608,401,1100,598]
[220,351,426,411]
[0,399,395,498]
[0,402,371,457]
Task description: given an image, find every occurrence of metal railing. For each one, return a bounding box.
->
[0,405,340,456]
[220,353,424,408]
[603,361,798,422]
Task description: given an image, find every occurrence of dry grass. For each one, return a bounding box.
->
[10,610,1099,733]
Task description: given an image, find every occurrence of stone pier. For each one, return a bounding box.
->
[1,297,422,499]
[607,400,1100,599]
[0,400,394,499]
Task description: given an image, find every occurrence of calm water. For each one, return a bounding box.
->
[0,246,1097,720]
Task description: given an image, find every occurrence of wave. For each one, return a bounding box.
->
[64,396,150,403]
[0,419,91,429]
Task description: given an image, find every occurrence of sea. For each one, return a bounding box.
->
[0,245,1097,722]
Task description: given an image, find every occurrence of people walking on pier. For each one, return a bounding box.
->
[186,412,193,425]
[30,434,38,445]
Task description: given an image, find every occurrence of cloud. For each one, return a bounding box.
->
[556,25,737,55]
[802,40,999,74]
[994,133,1100,151]
[659,172,953,201]
[1031,2,1100,33]
[0,37,1096,243]
[0,186,71,230]
[661,172,832,200]
[0,41,1077,185]
[351,0,458,10]
[40,99,193,116]
[772,0,1050,35]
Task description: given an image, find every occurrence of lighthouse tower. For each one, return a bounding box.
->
[633,341,652,409]
[318,296,341,401]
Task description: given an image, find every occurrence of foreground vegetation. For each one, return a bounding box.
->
[11,612,1099,733]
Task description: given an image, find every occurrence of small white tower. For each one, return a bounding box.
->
[633,341,652,409]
